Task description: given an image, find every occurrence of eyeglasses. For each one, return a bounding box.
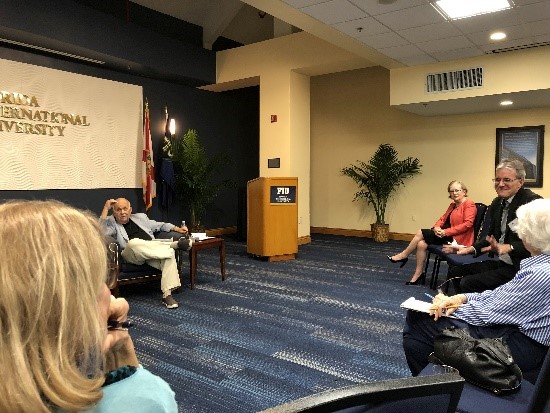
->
[492,178,519,184]
[448,189,463,193]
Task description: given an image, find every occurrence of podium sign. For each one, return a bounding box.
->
[270,186,296,204]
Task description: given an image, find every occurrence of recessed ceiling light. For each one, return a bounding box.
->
[490,32,507,41]
[433,0,513,20]
[500,100,513,106]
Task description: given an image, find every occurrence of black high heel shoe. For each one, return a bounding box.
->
[387,255,408,268]
[405,272,426,285]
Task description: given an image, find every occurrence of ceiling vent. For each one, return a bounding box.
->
[487,41,550,54]
[426,67,483,93]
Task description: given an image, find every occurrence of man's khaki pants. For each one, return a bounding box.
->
[121,238,181,297]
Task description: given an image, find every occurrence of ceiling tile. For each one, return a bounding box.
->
[398,21,462,43]
[525,19,550,36]
[379,43,426,59]
[333,16,390,37]
[516,1,550,22]
[397,54,438,66]
[282,0,327,7]
[375,4,446,31]
[416,35,475,53]
[358,31,409,48]
[512,0,548,5]
[533,34,550,43]
[431,47,485,62]
[300,0,367,24]
[348,0,427,16]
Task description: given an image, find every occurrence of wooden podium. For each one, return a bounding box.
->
[247,177,298,261]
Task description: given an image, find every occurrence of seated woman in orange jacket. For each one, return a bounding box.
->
[387,180,477,285]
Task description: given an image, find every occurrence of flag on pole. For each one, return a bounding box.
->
[142,98,156,211]
[161,105,173,158]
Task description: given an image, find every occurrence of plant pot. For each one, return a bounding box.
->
[190,224,206,233]
[371,223,389,243]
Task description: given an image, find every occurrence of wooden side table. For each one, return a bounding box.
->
[188,237,225,289]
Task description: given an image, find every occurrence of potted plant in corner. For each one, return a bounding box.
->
[341,143,422,242]
[171,129,235,231]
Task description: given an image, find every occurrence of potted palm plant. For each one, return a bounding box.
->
[341,143,422,242]
[171,129,234,231]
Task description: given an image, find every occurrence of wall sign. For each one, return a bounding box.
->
[0,58,142,190]
[270,185,296,203]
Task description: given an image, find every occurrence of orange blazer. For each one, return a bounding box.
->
[433,199,476,246]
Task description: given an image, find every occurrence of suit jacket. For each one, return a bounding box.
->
[100,213,175,249]
[433,199,476,246]
[473,187,542,269]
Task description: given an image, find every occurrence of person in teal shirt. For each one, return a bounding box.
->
[0,200,177,412]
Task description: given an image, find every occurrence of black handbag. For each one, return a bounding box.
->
[429,327,522,395]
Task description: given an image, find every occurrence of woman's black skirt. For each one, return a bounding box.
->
[422,228,454,245]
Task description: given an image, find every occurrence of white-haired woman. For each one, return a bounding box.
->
[0,200,177,412]
[403,198,550,383]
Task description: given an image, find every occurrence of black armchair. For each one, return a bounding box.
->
[259,373,465,413]
[107,231,184,297]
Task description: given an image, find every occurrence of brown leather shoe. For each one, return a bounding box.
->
[162,295,179,309]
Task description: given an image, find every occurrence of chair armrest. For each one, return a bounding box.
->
[259,374,465,413]
[107,242,120,290]
[156,230,182,240]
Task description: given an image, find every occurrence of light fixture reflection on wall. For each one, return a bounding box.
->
[500,100,513,106]
[169,118,176,136]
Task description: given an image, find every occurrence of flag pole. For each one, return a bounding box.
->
[142,98,156,212]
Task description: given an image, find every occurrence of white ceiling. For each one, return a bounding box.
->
[283,0,550,67]
[133,0,550,68]
[132,0,550,115]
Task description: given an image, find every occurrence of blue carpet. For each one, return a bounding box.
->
[122,234,438,412]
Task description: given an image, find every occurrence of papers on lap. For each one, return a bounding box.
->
[449,240,466,248]
[400,297,456,318]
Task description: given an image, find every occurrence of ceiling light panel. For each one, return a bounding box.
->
[434,0,513,20]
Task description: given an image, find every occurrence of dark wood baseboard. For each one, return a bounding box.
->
[298,235,311,245]
[203,226,413,243]
[206,226,237,237]
[310,226,414,241]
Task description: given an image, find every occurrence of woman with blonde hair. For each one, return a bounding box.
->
[387,180,477,285]
[0,200,176,412]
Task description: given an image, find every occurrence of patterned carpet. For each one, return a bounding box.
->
[122,234,439,413]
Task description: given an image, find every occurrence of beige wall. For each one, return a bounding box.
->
[311,66,549,235]
[213,31,549,238]
[214,32,371,237]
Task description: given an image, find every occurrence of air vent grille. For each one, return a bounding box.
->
[487,41,550,54]
[426,67,483,93]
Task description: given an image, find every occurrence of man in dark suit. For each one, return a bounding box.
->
[448,159,542,293]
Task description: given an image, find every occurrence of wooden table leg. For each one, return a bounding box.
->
[219,239,225,281]
[189,248,198,289]
[188,238,225,289]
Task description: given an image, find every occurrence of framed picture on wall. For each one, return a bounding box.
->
[496,125,544,188]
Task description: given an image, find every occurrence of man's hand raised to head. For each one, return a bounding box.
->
[101,198,117,219]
